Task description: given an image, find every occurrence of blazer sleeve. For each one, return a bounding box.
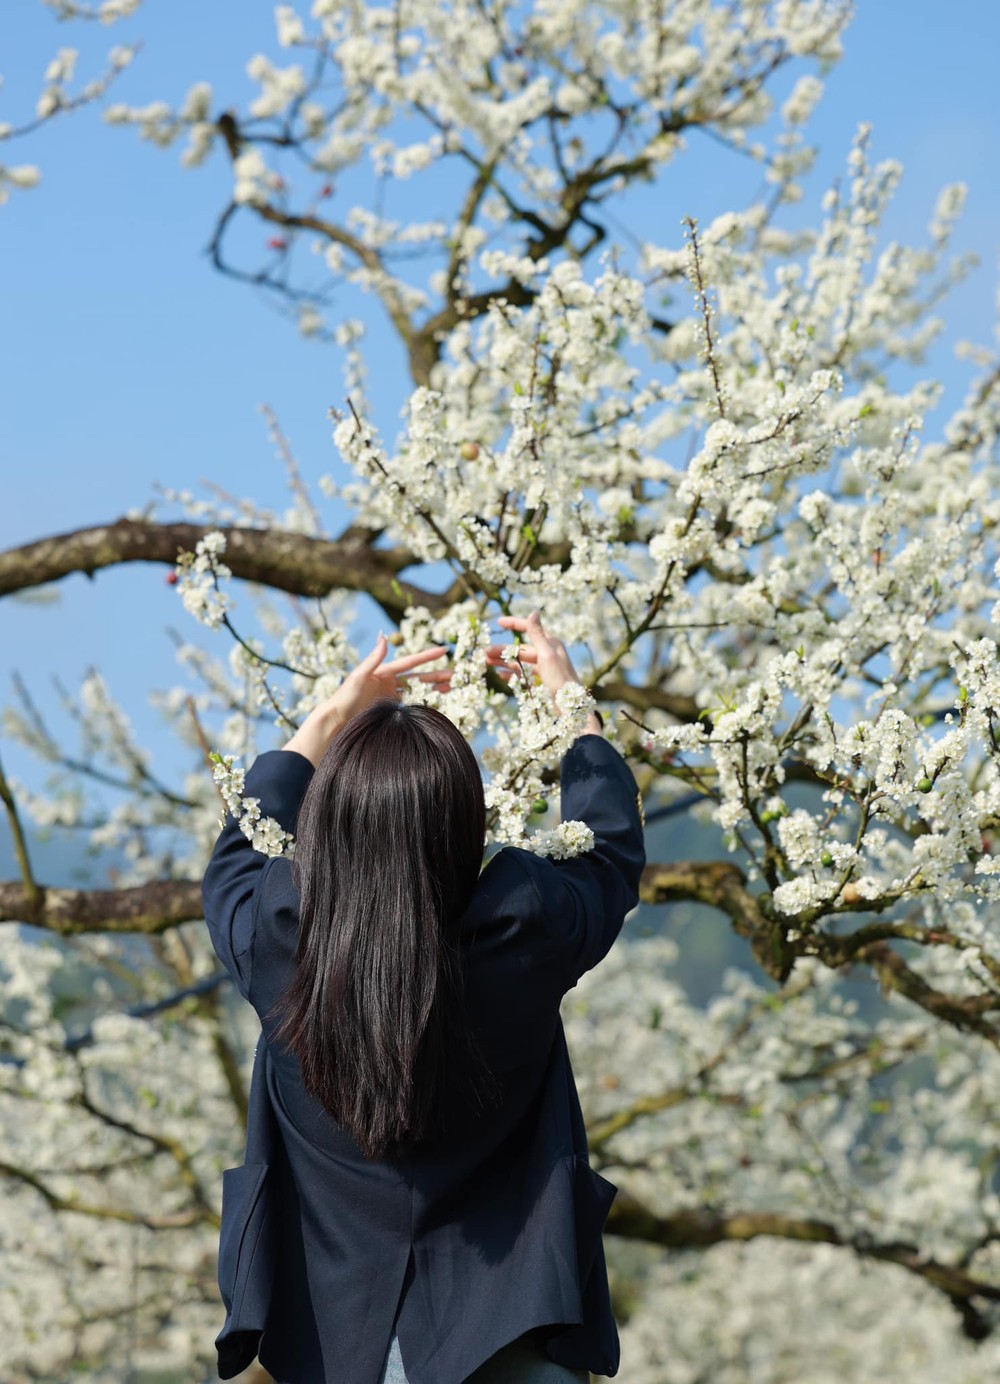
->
[510,733,647,991]
[200,748,315,999]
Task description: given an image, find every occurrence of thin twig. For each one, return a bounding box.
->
[0,749,42,914]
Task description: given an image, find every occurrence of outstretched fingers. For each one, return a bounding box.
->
[361,626,557,692]
[397,671,455,694]
[357,630,391,671]
[380,644,449,674]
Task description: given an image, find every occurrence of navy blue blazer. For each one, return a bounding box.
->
[201,731,646,1384]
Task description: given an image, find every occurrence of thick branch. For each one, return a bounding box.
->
[605,1189,1000,1333]
[0,518,730,733]
[0,518,440,622]
[639,858,795,981]
[0,858,773,962]
[4,861,996,1044]
[0,878,203,935]
[596,679,700,721]
[841,940,1000,1045]
[0,859,750,936]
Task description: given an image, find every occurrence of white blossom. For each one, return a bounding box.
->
[10,2,1000,1377]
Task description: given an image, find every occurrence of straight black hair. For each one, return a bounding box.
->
[272,698,497,1160]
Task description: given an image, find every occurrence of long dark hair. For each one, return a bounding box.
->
[272,698,496,1159]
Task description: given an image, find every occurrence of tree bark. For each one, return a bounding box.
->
[0,877,204,934]
[0,518,439,622]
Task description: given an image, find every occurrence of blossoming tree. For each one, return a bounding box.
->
[3,1,1000,1379]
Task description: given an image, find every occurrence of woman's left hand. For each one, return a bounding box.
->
[282,633,452,766]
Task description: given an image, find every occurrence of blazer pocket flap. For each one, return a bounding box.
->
[218,1162,270,1318]
[571,1154,618,1284]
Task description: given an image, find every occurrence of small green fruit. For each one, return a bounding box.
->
[918,777,934,793]
[531,798,548,815]
[820,850,834,867]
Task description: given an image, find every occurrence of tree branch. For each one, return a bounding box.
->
[0,1159,211,1230]
[0,749,42,915]
[3,857,995,1047]
[838,939,1000,1045]
[639,858,794,981]
[0,859,747,935]
[605,1190,1000,1336]
[0,878,203,934]
[0,517,442,622]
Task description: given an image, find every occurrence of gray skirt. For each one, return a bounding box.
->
[378,1329,589,1384]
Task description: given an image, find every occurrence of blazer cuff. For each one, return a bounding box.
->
[565,732,636,784]
[242,749,316,835]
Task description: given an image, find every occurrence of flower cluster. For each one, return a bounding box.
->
[174,529,232,629]
[210,752,294,858]
[0,16,137,207]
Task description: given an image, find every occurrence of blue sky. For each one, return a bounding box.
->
[1,0,998,813]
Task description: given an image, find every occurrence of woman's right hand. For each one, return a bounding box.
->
[486,610,603,734]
